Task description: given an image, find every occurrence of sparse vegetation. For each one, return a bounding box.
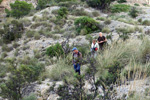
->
[102,27,110,33]
[111,4,131,13]
[1,20,24,43]
[142,20,150,26]
[1,0,150,100]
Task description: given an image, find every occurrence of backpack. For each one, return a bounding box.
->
[73,52,81,58]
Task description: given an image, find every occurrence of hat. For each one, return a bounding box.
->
[72,47,77,51]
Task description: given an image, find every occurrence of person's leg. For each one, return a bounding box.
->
[76,64,80,75]
[74,64,77,72]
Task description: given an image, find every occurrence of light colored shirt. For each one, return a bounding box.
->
[91,43,99,51]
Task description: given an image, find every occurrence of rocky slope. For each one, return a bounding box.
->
[1,1,150,100]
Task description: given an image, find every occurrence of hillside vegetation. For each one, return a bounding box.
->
[0,0,150,100]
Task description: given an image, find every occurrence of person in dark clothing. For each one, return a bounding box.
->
[97,32,107,50]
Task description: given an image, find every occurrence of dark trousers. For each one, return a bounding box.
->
[73,64,80,75]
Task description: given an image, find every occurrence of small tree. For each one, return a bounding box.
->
[1,20,24,43]
[57,7,68,19]
[5,0,33,18]
[75,16,99,35]
[46,43,64,57]
[84,0,115,10]
[129,7,139,18]
[0,69,26,100]
[36,0,49,10]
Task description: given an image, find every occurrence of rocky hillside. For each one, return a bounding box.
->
[0,0,150,100]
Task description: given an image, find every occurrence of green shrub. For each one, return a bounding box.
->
[75,16,99,35]
[34,32,41,40]
[142,20,150,26]
[138,18,142,23]
[55,0,75,3]
[77,45,89,57]
[57,7,68,19]
[2,45,13,52]
[92,11,100,17]
[134,3,140,6]
[102,27,110,33]
[86,34,93,44]
[20,18,31,27]
[22,93,37,100]
[0,58,44,100]
[26,30,35,38]
[1,20,24,43]
[129,7,139,18]
[117,0,126,3]
[85,0,114,10]
[46,43,64,57]
[71,8,89,16]
[36,0,48,10]
[96,17,106,21]
[19,64,45,83]
[13,42,20,48]
[111,4,131,13]
[104,19,111,25]
[46,59,73,81]
[5,1,33,18]
[0,0,3,4]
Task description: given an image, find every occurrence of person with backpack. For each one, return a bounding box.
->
[91,39,99,58]
[72,47,82,75]
[97,32,107,50]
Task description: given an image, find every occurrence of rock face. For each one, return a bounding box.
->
[127,0,150,4]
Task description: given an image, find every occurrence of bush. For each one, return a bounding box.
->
[138,18,142,23]
[5,1,33,18]
[57,7,68,19]
[134,3,140,6]
[2,45,13,52]
[75,16,99,35]
[34,32,41,40]
[0,58,44,100]
[104,19,111,25]
[111,4,131,13]
[46,43,64,57]
[45,59,73,81]
[129,7,139,18]
[117,0,127,3]
[71,8,89,16]
[1,20,24,43]
[102,27,110,33]
[19,64,45,83]
[92,11,100,17]
[142,20,150,26]
[26,30,35,38]
[20,18,31,27]
[85,0,114,10]
[36,0,48,10]
[0,0,3,4]
[22,93,37,100]
[96,17,106,21]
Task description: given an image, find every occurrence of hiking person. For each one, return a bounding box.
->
[97,32,107,50]
[91,39,99,58]
[72,47,82,75]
